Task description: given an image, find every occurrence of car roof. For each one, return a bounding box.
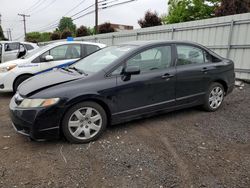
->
[47,41,106,48]
[120,40,205,47]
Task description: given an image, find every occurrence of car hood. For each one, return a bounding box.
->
[18,69,84,96]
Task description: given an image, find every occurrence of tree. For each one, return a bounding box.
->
[163,0,220,24]
[215,0,250,16]
[138,10,162,28]
[87,27,95,35]
[51,31,61,40]
[40,32,52,42]
[25,32,41,43]
[0,25,7,40]
[76,26,89,37]
[25,32,52,42]
[98,23,115,34]
[58,17,76,34]
[61,29,73,39]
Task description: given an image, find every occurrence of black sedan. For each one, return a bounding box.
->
[9,41,235,143]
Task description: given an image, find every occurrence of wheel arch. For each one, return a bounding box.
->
[60,96,112,129]
[212,79,228,94]
[13,73,34,91]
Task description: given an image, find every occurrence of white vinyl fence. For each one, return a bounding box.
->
[43,13,250,80]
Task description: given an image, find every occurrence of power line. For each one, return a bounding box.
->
[23,0,43,12]
[101,0,137,9]
[33,0,88,31]
[27,0,48,14]
[31,0,137,33]
[30,0,57,15]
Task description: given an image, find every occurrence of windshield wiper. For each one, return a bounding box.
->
[68,66,88,76]
[61,67,74,73]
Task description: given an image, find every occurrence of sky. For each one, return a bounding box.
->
[0,0,167,41]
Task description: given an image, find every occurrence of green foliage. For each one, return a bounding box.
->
[25,32,51,43]
[163,0,220,24]
[138,10,162,28]
[76,26,89,37]
[51,31,61,40]
[87,27,95,35]
[40,32,52,42]
[61,29,73,39]
[0,25,7,40]
[58,17,76,34]
[25,32,41,43]
[215,0,250,16]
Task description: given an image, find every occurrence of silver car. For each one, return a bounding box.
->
[0,41,39,63]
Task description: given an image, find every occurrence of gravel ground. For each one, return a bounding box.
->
[0,85,249,188]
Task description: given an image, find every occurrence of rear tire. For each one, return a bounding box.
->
[13,75,32,93]
[62,101,107,144]
[203,82,224,112]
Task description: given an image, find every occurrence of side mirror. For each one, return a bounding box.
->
[45,55,54,62]
[122,66,140,81]
[124,66,140,75]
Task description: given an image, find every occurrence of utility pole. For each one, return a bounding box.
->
[95,0,98,34]
[7,28,12,41]
[0,14,2,25]
[18,13,30,38]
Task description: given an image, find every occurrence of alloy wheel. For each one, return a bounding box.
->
[68,107,102,140]
[209,86,224,109]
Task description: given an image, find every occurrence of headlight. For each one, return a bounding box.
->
[0,64,17,73]
[19,98,60,108]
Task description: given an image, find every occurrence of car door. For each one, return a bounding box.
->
[36,44,82,73]
[3,42,20,62]
[175,44,212,105]
[113,44,176,118]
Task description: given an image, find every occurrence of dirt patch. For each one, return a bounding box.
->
[0,86,249,188]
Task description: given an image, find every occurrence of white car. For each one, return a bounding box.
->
[0,41,39,63]
[0,41,106,92]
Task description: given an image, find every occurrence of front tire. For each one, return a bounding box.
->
[62,101,107,144]
[203,82,224,112]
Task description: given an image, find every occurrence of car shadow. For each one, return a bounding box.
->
[0,92,14,99]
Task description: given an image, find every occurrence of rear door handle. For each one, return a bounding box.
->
[161,73,174,79]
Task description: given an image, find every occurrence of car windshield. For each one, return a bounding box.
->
[21,45,50,59]
[72,45,136,74]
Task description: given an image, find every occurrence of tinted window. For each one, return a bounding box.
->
[177,45,204,65]
[4,43,19,51]
[86,45,100,56]
[24,44,34,51]
[126,46,172,73]
[46,44,81,61]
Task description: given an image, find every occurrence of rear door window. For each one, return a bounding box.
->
[24,44,34,51]
[176,45,205,66]
[85,45,100,56]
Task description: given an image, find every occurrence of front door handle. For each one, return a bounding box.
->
[201,67,208,74]
[161,73,174,79]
